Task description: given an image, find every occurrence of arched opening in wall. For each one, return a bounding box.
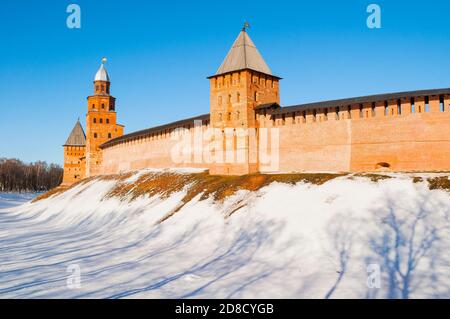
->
[375,162,391,171]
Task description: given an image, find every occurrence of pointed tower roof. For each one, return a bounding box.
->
[64,120,86,146]
[94,57,110,82]
[212,26,277,78]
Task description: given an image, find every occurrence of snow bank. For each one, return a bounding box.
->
[0,171,449,298]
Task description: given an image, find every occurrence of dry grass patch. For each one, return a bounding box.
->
[106,172,344,219]
[427,177,450,192]
[352,173,392,182]
[32,186,69,202]
[32,175,101,203]
[32,171,344,219]
[412,177,424,184]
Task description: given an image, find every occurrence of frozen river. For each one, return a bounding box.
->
[0,193,39,210]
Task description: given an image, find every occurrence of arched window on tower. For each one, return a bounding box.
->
[92,104,95,109]
[99,118,103,124]
[93,118,97,123]
[101,103,105,109]
[106,119,110,124]
[94,133,98,138]
[108,133,112,138]
[254,91,258,102]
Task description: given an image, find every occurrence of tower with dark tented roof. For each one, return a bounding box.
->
[208,25,281,175]
[62,119,86,184]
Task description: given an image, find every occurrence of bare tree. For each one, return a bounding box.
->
[0,158,63,192]
[368,196,445,299]
[324,215,355,299]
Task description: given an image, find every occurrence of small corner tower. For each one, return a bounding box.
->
[86,58,124,177]
[208,24,281,175]
[63,119,86,185]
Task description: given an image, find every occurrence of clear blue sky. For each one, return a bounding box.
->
[1,0,449,165]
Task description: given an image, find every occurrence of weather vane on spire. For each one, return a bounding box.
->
[243,21,250,31]
[101,57,107,64]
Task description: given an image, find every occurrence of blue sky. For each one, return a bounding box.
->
[1,0,450,165]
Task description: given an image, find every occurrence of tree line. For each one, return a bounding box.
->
[0,158,63,192]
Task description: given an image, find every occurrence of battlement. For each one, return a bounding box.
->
[257,89,450,127]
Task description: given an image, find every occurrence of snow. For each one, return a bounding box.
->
[0,193,39,210]
[0,172,449,298]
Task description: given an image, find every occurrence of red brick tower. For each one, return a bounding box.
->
[208,25,281,175]
[86,58,124,177]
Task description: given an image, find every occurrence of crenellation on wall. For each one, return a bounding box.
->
[429,95,440,113]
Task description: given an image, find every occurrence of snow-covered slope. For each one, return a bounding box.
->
[0,170,449,298]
